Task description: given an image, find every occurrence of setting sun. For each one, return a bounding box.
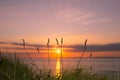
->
[56,49,61,54]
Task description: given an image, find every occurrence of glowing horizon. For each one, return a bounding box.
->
[0,41,120,58]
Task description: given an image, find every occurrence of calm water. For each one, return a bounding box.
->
[23,57,120,75]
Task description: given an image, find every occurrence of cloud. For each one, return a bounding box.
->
[56,8,95,25]
[0,41,45,48]
[66,43,120,52]
[1,41,120,52]
[56,7,120,26]
[0,41,48,54]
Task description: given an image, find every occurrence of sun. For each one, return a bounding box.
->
[56,49,61,54]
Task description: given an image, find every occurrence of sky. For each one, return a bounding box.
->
[0,0,120,57]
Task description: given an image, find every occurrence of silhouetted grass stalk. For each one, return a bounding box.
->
[116,57,120,80]
[14,53,16,80]
[0,50,1,56]
[115,57,120,80]
[47,38,51,77]
[36,47,45,80]
[60,38,63,80]
[47,38,50,67]
[60,38,63,72]
[76,39,88,69]
[21,39,39,72]
[0,51,4,65]
[56,38,63,80]
[36,47,42,68]
[89,52,92,71]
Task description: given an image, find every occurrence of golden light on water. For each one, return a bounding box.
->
[56,58,61,76]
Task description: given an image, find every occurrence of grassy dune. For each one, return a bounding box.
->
[0,56,37,80]
[0,56,109,80]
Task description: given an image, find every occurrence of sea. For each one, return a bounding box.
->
[23,57,120,80]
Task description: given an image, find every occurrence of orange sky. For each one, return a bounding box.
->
[0,43,120,58]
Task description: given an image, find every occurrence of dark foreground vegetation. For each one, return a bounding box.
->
[0,56,109,80]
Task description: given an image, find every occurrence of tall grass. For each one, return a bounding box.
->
[21,39,39,73]
[47,38,51,77]
[0,56,36,80]
[0,51,4,65]
[0,55,109,80]
[56,38,64,80]
[35,46,43,79]
[89,52,93,71]
[14,53,17,80]
[76,39,88,69]
[60,38,63,73]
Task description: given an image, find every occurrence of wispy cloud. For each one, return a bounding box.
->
[0,41,45,48]
[56,8,120,26]
[56,8,94,25]
[1,41,120,57]
[66,43,120,52]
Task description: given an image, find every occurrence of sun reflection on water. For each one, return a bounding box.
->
[56,58,61,76]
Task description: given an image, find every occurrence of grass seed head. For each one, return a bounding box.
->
[21,39,25,48]
[36,47,39,53]
[61,38,63,44]
[56,38,59,45]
